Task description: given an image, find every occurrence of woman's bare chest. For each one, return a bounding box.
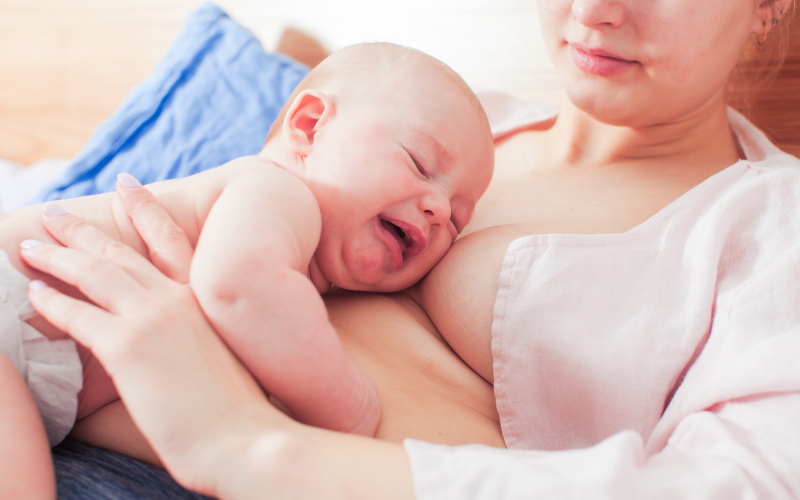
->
[468,158,698,237]
[417,136,718,384]
[325,291,505,447]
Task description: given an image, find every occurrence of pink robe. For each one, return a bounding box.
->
[405,94,800,499]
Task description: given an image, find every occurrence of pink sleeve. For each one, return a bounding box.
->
[406,392,800,499]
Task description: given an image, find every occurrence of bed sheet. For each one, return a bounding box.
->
[0,157,70,213]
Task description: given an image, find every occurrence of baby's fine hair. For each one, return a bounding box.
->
[264,42,487,144]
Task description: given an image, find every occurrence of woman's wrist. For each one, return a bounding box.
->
[212,425,293,500]
[213,416,416,500]
[181,392,298,499]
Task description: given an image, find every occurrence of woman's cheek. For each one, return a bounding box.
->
[537,0,569,49]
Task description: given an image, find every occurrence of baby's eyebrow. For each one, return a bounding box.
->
[413,131,452,168]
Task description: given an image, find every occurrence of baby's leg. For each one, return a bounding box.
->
[0,354,55,499]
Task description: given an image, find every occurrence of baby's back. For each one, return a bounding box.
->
[0,158,308,446]
[0,161,265,341]
[2,193,131,293]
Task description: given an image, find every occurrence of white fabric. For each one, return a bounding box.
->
[477,91,558,140]
[0,158,71,213]
[405,99,800,499]
[0,250,82,446]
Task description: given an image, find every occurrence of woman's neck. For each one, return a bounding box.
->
[466,94,744,236]
[544,96,741,171]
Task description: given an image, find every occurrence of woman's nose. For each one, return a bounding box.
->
[571,0,626,28]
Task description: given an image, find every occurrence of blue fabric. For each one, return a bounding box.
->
[43,4,309,496]
[35,2,308,202]
[53,440,212,500]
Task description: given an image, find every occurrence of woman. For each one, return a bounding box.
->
[19,0,800,497]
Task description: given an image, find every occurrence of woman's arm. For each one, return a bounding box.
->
[27,182,800,500]
[19,183,413,500]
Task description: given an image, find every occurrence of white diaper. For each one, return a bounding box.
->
[0,249,82,446]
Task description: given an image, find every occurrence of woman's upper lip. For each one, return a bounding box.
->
[569,42,634,62]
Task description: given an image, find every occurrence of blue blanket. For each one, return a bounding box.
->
[35,2,309,202]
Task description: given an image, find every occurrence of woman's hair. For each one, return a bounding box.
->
[728,0,800,154]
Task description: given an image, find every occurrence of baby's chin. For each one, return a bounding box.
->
[320,247,430,292]
[322,256,393,291]
[329,268,421,293]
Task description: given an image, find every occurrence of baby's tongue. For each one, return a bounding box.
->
[381,219,408,251]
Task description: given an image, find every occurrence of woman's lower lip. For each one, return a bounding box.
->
[569,46,637,76]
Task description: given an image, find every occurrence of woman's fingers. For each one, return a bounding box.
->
[20,242,146,314]
[28,268,275,495]
[39,204,168,288]
[26,281,118,351]
[116,174,194,284]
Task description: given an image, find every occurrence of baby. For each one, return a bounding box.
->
[0,42,493,496]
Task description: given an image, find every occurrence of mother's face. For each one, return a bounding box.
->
[538,0,768,126]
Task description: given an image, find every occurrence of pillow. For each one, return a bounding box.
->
[35,2,309,202]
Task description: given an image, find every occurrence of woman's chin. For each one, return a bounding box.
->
[566,89,654,127]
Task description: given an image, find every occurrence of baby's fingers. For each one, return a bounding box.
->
[20,241,146,314]
[27,281,117,352]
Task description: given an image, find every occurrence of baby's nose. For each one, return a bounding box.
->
[420,187,451,227]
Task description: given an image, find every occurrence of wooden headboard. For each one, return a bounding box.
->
[1,0,199,165]
[729,8,800,157]
[2,0,798,165]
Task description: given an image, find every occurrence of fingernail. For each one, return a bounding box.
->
[20,239,43,250]
[44,203,69,217]
[29,280,49,292]
[118,173,142,188]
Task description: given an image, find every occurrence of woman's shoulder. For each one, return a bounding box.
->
[723,108,800,220]
[730,107,800,172]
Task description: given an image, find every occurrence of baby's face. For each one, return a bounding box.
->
[304,63,494,292]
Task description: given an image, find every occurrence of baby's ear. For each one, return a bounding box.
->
[283,90,335,155]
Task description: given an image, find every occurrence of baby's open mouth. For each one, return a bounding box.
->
[381,219,411,252]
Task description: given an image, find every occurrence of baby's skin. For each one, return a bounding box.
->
[0,43,493,498]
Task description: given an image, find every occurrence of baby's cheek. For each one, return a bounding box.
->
[337,240,390,289]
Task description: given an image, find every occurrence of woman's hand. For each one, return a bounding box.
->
[113,172,195,284]
[20,180,283,496]
[20,178,415,500]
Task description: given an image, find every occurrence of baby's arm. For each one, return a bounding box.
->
[190,157,380,436]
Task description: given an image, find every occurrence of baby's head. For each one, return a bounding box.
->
[262,43,494,292]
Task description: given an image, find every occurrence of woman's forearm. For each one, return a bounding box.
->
[216,420,415,500]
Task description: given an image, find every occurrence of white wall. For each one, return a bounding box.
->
[220,0,565,107]
[0,0,566,164]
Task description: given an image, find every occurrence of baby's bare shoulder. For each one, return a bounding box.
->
[139,157,317,240]
[177,156,315,209]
